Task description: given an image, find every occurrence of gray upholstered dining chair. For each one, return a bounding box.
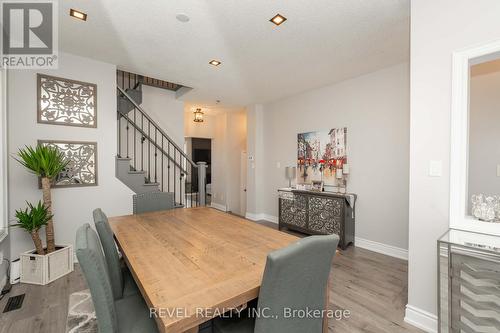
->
[76,224,158,333]
[93,208,139,299]
[133,192,175,214]
[214,234,339,333]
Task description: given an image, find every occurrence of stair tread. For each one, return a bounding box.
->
[116,157,132,161]
[143,182,160,186]
[128,170,146,174]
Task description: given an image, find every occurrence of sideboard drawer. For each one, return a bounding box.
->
[279,195,307,228]
[308,196,343,234]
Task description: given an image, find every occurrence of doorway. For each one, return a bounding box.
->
[191,138,211,204]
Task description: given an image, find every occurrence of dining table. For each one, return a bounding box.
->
[109,207,327,333]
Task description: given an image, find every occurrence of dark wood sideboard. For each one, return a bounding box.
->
[278,188,356,250]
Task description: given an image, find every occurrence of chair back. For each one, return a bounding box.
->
[254,235,339,333]
[133,192,175,214]
[93,208,124,300]
[76,223,118,333]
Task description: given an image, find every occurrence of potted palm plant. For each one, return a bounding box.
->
[14,145,74,285]
[15,145,68,253]
[14,201,52,255]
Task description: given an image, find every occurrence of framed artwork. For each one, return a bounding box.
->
[38,140,98,188]
[297,128,347,186]
[37,74,97,128]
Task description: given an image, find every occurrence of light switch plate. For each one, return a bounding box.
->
[276,162,281,168]
[497,165,500,177]
[429,160,442,177]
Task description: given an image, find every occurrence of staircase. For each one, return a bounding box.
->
[116,71,206,208]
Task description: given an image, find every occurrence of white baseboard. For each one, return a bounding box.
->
[245,212,278,224]
[245,212,259,220]
[245,213,408,261]
[404,304,438,333]
[262,214,278,224]
[355,237,408,260]
[210,202,227,212]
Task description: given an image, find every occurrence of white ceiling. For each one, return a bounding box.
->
[59,0,409,107]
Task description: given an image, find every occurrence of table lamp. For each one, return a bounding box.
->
[285,166,296,188]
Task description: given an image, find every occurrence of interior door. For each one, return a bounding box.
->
[240,151,247,217]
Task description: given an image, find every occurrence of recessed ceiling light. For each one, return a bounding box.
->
[70,9,87,21]
[176,13,190,23]
[209,60,221,66]
[270,14,287,26]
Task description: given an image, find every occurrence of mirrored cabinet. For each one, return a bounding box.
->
[438,229,500,333]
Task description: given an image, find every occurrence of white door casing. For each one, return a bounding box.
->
[449,39,500,235]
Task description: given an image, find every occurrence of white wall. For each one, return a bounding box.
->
[184,111,216,139]
[210,111,247,213]
[211,113,228,208]
[225,112,247,214]
[246,105,265,218]
[408,1,500,331]
[468,61,500,205]
[7,52,133,258]
[141,85,184,147]
[252,63,410,250]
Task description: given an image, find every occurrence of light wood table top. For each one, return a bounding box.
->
[109,207,299,333]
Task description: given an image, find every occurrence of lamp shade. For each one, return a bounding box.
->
[343,164,350,174]
[285,166,296,180]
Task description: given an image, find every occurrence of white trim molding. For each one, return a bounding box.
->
[245,213,409,260]
[404,304,438,333]
[449,39,500,236]
[245,212,278,224]
[355,237,408,260]
[210,202,227,212]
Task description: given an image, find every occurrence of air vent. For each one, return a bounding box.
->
[3,294,25,313]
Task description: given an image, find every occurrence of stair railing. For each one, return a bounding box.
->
[116,84,206,207]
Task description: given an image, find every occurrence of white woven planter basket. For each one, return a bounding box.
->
[20,245,74,285]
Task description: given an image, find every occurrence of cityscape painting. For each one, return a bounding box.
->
[297,128,347,185]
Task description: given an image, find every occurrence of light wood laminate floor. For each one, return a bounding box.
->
[0,219,423,333]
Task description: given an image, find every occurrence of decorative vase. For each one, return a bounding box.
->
[471,194,500,223]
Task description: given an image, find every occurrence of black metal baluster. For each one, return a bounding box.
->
[161,136,164,192]
[173,150,176,205]
[185,162,188,207]
[133,108,136,169]
[117,115,121,158]
[154,128,158,184]
[167,142,170,192]
[141,114,144,171]
[148,121,151,182]
[190,165,193,208]
[126,118,129,158]
[180,171,183,207]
